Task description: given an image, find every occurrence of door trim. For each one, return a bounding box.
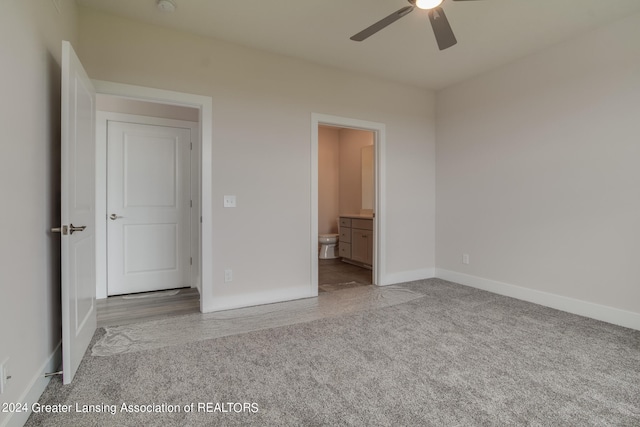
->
[96,113,199,298]
[92,80,213,313]
[311,113,386,296]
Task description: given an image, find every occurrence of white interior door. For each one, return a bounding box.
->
[60,41,96,385]
[107,121,191,295]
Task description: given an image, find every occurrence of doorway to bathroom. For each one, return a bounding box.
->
[318,125,374,292]
[311,113,386,296]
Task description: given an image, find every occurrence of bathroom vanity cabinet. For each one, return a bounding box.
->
[339,215,373,267]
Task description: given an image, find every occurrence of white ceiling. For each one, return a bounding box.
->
[75,0,640,90]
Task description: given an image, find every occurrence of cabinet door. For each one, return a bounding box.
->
[339,227,351,243]
[339,242,351,258]
[351,229,373,265]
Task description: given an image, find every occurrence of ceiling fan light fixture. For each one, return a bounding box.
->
[415,0,443,10]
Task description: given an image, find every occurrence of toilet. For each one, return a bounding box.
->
[318,233,339,259]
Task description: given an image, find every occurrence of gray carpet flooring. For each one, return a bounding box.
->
[26,279,640,426]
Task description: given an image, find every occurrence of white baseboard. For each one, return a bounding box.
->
[380,268,436,286]
[195,276,202,294]
[202,286,313,313]
[203,266,438,312]
[436,269,640,331]
[1,342,61,427]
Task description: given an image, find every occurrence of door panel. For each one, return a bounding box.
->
[107,121,191,295]
[124,136,177,207]
[125,223,178,272]
[60,41,96,385]
[73,238,95,324]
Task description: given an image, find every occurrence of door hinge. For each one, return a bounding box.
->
[190,257,193,266]
[190,200,193,208]
[190,142,193,150]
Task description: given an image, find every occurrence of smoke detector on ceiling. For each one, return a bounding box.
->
[157,0,176,13]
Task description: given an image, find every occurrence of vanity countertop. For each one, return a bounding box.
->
[340,214,374,219]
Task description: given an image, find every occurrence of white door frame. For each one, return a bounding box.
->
[311,113,386,296]
[92,80,213,313]
[96,113,199,298]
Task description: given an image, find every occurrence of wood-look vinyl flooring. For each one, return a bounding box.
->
[96,287,200,328]
[318,258,372,293]
[97,259,372,327]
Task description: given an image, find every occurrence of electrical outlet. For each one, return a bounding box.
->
[0,358,9,395]
[224,269,233,283]
[223,195,236,208]
[462,254,470,265]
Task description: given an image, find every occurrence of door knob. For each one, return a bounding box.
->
[109,213,123,220]
[69,224,86,235]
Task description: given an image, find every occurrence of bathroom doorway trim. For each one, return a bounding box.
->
[311,113,386,296]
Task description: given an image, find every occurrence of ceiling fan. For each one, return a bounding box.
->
[350,0,480,51]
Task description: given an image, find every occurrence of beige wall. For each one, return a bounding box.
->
[339,128,374,216]
[318,126,340,235]
[77,7,437,305]
[0,1,78,424]
[96,94,199,121]
[318,127,374,235]
[436,12,640,318]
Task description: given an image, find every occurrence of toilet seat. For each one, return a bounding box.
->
[319,233,339,242]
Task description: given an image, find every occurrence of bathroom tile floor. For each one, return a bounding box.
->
[318,258,372,293]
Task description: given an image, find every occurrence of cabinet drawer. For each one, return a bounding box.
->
[352,219,373,230]
[339,242,351,258]
[339,227,351,243]
[339,217,352,228]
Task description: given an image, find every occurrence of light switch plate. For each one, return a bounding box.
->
[223,195,236,208]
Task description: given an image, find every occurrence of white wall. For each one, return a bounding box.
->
[436,12,640,326]
[77,7,437,309]
[0,1,78,426]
